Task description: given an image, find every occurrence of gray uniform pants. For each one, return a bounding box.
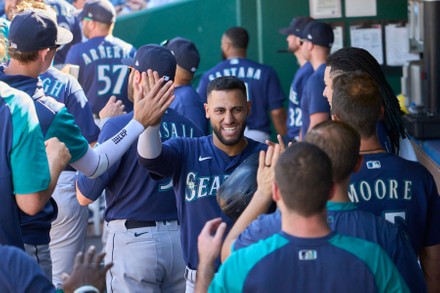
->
[105,219,185,293]
[50,171,89,289]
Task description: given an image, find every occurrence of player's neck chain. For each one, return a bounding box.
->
[359,147,385,154]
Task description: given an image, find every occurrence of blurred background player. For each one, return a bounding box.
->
[197,27,286,143]
[299,21,333,138]
[65,0,136,117]
[164,37,209,134]
[279,16,314,142]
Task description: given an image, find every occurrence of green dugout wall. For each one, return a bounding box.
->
[114,0,408,101]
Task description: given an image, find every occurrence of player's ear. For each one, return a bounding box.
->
[327,182,336,201]
[246,101,251,115]
[272,181,281,202]
[204,102,210,119]
[39,48,48,61]
[379,105,385,120]
[134,70,141,84]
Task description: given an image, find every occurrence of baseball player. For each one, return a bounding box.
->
[2,8,173,279]
[198,143,409,292]
[76,44,204,292]
[331,72,440,291]
[325,47,417,161]
[279,16,314,141]
[299,21,333,138]
[197,27,286,142]
[221,121,426,292]
[65,0,136,115]
[138,75,266,292]
[164,37,209,134]
[0,80,70,249]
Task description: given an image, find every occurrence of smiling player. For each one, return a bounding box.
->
[138,76,266,293]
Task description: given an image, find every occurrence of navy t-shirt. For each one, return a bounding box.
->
[349,152,440,255]
[300,63,330,136]
[286,62,313,140]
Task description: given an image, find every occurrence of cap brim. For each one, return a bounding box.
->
[121,57,135,67]
[56,27,74,46]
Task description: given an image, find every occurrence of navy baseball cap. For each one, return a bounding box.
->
[164,37,200,73]
[9,9,73,52]
[79,0,116,24]
[121,44,176,81]
[301,21,334,48]
[279,16,314,38]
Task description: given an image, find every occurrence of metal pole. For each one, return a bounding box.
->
[423,0,440,113]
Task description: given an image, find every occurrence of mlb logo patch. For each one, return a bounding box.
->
[298,250,317,261]
[366,160,381,169]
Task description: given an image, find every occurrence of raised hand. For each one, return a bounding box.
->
[133,70,175,128]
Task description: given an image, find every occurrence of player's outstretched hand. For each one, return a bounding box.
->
[45,137,71,172]
[99,95,126,120]
[133,70,174,128]
[198,218,227,266]
[62,245,113,293]
[256,144,280,199]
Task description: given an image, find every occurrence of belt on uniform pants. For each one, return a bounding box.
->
[125,220,156,229]
[184,266,197,283]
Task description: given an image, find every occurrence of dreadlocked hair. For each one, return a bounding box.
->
[327,47,405,155]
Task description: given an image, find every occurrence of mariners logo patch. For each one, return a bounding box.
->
[298,250,317,260]
[366,160,381,169]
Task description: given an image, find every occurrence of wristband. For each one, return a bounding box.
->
[73,285,100,293]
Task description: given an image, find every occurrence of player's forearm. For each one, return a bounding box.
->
[271,108,287,136]
[71,119,144,178]
[420,244,440,292]
[195,261,215,293]
[137,124,162,159]
[221,189,273,262]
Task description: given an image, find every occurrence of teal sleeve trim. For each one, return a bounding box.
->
[329,234,410,293]
[209,234,288,292]
[46,107,89,163]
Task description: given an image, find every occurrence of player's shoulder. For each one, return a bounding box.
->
[40,67,72,83]
[375,152,429,173]
[298,62,314,76]
[108,36,135,50]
